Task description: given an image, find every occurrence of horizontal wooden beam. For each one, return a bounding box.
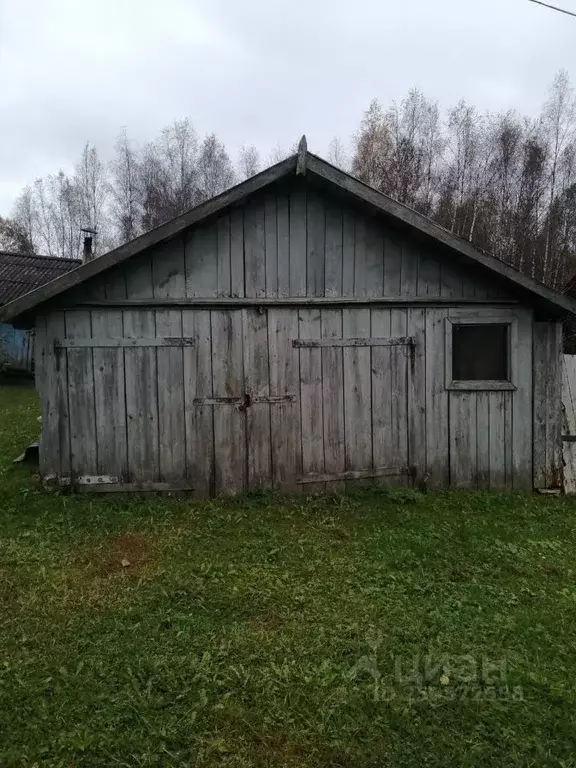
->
[297,466,415,484]
[293,336,414,348]
[193,395,296,406]
[43,475,195,493]
[62,297,521,309]
[446,380,516,391]
[54,337,195,348]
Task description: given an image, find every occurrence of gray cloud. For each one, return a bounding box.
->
[1,0,574,213]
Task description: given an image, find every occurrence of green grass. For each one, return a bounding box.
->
[2,382,576,766]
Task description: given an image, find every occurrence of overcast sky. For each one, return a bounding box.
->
[0,0,574,215]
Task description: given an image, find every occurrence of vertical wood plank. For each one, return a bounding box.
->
[390,309,409,486]
[244,198,266,298]
[546,322,563,488]
[504,391,513,490]
[66,310,97,477]
[532,319,563,490]
[321,309,345,492]
[440,262,464,298]
[353,215,367,296]
[154,243,186,483]
[124,254,159,483]
[488,392,507,490]
[82,274,107,301]
[289,188,307,296]
[417,251,441,296]
[217,215,231,297]
[149,239,185,296]
[40,312,70,479]
[400,242,418,296]
[512,309,533,490]
[461,269,477,299]
[92,308,127,478]
[230,208,245,298]
[94,263,129,477]
[343,308,372,487]
[384,235,401,296]
[425,309,449,487]
[265,195,278,297]
[186,224,218,297]
[407,308,426,482]
[277,194,290,297]
[532,321,548,489]
[211,310,246,494]
[449,392,477,488]
[268,308,300,491]
[124,252,153,299]
[562,355,576,493]
[182,309,214,496]
[371,307,392,486]
[365,219,384,297]
[244,308,272,489]
[306,192,325,297]
[104,266,128,302]
[342,211,355,297]
[34,315,46,401]
[298,308,325,492]
[476,392,490,489]
[324,206,343,297]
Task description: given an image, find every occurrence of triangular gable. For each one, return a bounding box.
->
[2,150,575,325]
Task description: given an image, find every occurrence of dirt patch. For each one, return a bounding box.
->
[92,533,150,577]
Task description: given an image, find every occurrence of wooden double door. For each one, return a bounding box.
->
[188,306,414,495]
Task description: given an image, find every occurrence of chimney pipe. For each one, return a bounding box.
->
[80,227,97,263]
[82,236,93,263]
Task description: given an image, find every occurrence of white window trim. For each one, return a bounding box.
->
[445,315,518,392]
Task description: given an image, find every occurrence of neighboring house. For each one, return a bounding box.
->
[0,252,81,373]
[1,142,575,494]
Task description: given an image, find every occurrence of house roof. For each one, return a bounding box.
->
[1,146,575,324]
[0,251,81,306]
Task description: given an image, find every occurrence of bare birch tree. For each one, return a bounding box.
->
[111,128,141,243]
[238,144,261,179]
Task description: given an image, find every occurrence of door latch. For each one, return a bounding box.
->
[237,392,252,412]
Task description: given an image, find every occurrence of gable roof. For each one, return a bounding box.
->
[1,149,575,324]
[0,251,81,306]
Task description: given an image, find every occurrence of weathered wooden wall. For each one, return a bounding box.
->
[67,183,513,305]
[35,303,536,493]
[34,179,557,494]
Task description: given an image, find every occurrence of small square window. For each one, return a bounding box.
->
[452,323,509,381]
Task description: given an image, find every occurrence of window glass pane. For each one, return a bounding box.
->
[452,324,508,381]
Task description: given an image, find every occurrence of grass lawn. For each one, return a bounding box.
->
[2,381,576,766]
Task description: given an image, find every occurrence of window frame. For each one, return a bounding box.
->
[444,315,518,391]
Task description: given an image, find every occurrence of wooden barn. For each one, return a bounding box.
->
[0,251,80,373]
[1,143,575,494]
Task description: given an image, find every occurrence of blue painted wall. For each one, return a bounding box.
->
[0,323,34,373]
